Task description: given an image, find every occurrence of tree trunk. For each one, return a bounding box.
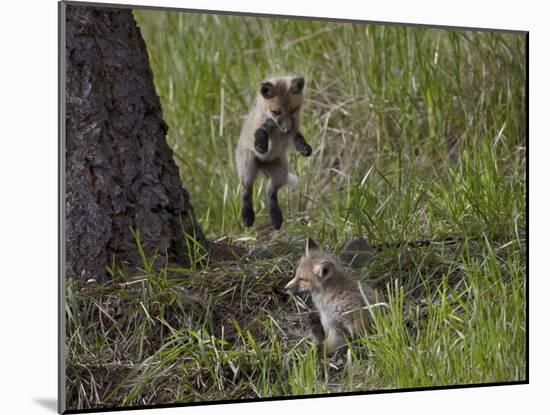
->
[65,4,206,280]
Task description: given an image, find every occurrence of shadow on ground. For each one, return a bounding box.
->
[34,398,57,412]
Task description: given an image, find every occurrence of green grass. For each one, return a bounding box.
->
[65,10,526,410]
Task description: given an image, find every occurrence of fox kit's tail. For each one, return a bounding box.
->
[287,173,299,188]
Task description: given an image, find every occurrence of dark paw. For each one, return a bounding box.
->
[270,206,283,230]
[254,139,268,154]
[241,206,255,227]
[309,312,325,344]
[254,129,269,154]
[308,311,322,326]
[297,142,312,157]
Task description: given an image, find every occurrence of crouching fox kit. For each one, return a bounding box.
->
[235,75,312,230]
[286,239,377,354]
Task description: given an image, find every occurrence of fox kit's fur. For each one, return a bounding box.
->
[285,239,377,354]
[235,75,312,229]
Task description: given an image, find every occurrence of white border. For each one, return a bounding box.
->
[1,0,544,414]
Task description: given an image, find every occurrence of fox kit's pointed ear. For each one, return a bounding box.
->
[313,261,334,279]
[260,81,275,99]
[290,76,305,94]
[306,238,319,254]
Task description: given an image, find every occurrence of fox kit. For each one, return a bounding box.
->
[235,75,312,229]
[285,239,377,354]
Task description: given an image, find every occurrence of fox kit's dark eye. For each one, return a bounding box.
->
[271,109,281,116]
[290,107,299,114]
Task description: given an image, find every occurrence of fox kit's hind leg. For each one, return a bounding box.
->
[237,150,258,227]
[263,158,288,230]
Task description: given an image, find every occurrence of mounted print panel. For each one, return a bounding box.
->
[59,1,527,413]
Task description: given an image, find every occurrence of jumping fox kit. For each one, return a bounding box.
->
[235,75,312,230]
[285,239,377,354]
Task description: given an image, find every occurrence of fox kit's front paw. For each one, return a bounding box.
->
[308,311,325,345]
[254,128,269,154]
[294,132,312,157]
[297,142,312,157]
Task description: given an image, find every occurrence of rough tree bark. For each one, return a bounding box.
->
[65,5,207,280]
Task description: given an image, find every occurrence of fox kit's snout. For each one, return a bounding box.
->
[287,238,377,354]
[235,75,312,230]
